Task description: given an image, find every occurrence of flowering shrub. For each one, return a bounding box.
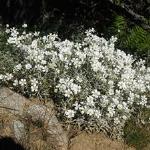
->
[0,25,150,138]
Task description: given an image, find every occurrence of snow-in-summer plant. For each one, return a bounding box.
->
[0,25,150,138]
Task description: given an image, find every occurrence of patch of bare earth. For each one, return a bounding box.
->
[69,132,135,150]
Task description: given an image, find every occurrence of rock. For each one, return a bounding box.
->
[25,104,68,150]
[0,87,28,115]
[13,120,25,141]
[47,114,68,150]
[26,104,53,122]
[69,132,135,150]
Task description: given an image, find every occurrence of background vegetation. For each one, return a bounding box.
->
[0,0,149,60]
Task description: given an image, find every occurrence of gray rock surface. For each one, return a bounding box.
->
[13,120,25,140]
[0,87,27,115]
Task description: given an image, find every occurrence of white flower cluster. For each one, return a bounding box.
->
[56,78,81,97]
[0,26,150,137]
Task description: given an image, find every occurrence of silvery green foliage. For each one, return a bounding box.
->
[0,25,150,138]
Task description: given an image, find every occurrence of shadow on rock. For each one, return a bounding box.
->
[0,137,25,150]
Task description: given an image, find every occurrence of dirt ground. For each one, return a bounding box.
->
[69,132,135,150]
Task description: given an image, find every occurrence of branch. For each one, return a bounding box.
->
[108,0,150,32]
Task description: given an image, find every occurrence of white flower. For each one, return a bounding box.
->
[122,115,127,120]
[5,29,10,33]
[92,89,100,98]
[22,24,27,28]
[31,84,38,92]
[108,81,114,86]
[79,106,86,114]
[114,118,120,124]
[31,78,38,85]
[13,79,19,86]
[15,64,22,71]
[107,107,115,117]
[56,78,81,97]
[73,102,80,110]
[30,78,38,92]
[37,54,44,61]
[71,84,81,95]
[109,89,114,95]
[41,60,47,65]
[0,74,4,80]
[31,40,38,48]
[42,66,48,73]
[64,90,72,97]
[76,76,82,83]
[117,104,123,110]
[140,96,147,106]
[19,79,27,86]
[34,32,40,36]
[118,81,127,90]
[86,96,95,106]
[35,64,42,71]
[25,63,32,70]
[6,73,13,80]
[23,31,26,35]
[94,110,101,118]
[101,95,109,106]
[112,98,119,105]
[87,108,94,116]
[65,110,75,118]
